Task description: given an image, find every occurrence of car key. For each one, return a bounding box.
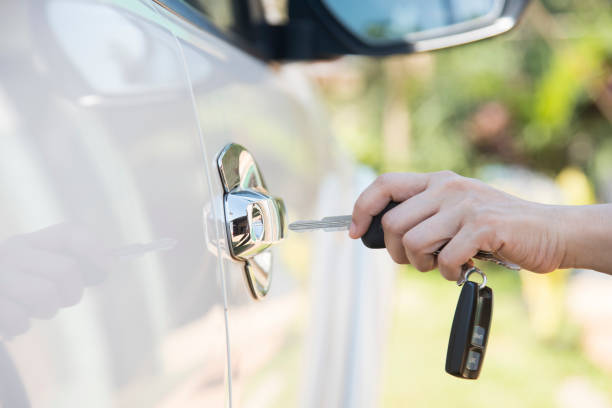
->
[446,266,493,379]
[289,201,520,271]
[291,204,500,379]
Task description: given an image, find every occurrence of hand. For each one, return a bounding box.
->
[0,223,109,338]
[349,171,568,281]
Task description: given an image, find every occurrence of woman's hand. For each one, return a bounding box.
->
[349,171,569,281]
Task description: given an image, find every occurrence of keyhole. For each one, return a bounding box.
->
[250,205,265,241]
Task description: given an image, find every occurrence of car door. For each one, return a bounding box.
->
[150,2,396,407]
[0,1,229,406]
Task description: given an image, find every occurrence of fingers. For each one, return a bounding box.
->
[437,226,482,281]
[4,247,84,307]
[400,209,463,272]
[379,191,438,264]
[381,190,440,236]
[383,228,409,264]
[351,171,514,280]
[350,173,430,238]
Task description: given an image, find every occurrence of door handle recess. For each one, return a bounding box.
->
[217,143,286,299]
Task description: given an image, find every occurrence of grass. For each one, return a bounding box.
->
[380,265,612,407]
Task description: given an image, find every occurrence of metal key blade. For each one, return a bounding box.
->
[289,215,352,232]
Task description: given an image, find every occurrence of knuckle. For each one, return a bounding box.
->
[414,257,434,272]
[387,248,405,264]
[380,213,393,233]
[375,173,396,187]
[442,175,471,191]
[461,198,493,225]
[381,213,402,235]
[469,213,498,240]
[458,195,478,211]
[401,234,433,272]
[401,232,420,251]
[413,263,427,272]
[434,170,457,180]
[432,171,467,189]
[390,254,404,265]
[473,224,499,252]
[437,251,455,271]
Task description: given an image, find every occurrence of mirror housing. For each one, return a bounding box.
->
[256,0,531,60]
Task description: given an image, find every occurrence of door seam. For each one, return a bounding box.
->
[174,36,234,408]
[147,3,234,406]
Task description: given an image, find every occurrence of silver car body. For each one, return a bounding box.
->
[0,1,394,406]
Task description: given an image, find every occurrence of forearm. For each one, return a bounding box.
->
[559,204,612,274]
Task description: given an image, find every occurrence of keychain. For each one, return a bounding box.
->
[445,265,493,379]
[289,201,518,379]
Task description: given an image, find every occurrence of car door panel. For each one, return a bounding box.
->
[0,0,396,406]
[155,5,395,407]
[0,1,228,406]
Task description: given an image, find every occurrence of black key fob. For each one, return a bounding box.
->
[361,201,399,248]
[445,279,493,379]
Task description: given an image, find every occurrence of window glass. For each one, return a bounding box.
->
[183,0,235,32]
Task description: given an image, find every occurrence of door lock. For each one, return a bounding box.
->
[217,143,286,299]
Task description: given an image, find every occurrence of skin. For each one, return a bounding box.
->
[349,171,612,281]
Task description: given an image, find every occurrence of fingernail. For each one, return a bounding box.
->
[349,221,356,238]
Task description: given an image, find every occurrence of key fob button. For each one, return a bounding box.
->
[465,349,481,371]
[471,325,486,347]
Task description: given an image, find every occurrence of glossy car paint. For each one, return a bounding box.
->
[0,0,394,406]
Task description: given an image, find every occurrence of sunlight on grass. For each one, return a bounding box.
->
[380,266,612,408]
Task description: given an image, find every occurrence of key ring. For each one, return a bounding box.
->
[457,265,487,290]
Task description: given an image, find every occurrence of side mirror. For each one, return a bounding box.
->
[258,0,530,60]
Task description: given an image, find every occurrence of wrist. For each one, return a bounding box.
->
[558,204,612,272]
[532,203,570,272]
[498,200,568,273]
[556,205,578,270]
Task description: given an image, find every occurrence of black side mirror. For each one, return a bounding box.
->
[256,0,530,60]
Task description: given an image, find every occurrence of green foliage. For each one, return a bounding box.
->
[313,2,612,405]
[321,0,612,186]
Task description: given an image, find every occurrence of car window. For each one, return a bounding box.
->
[182,0,235,32]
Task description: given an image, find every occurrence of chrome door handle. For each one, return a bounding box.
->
[217,143,286,299]
[224,190,286,260]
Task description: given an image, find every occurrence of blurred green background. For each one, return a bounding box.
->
[305,0,612,406]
